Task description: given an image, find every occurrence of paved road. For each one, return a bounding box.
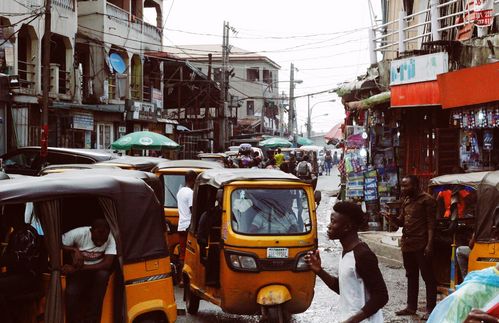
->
[174,168,431,322]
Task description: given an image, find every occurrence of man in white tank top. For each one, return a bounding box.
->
[305,202,388,322]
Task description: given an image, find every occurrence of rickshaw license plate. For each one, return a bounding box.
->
[267,248,289,258]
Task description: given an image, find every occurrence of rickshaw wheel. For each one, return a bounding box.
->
[263,305,289,323]
[184,278,200,315]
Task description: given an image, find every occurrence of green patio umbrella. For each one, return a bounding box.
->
[297,136,313,146]
[258,137,293,148]
[111,131,180,150]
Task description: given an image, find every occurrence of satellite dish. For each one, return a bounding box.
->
[109,53,126,74]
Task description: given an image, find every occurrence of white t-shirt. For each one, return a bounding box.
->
[338,248,384,323]
[177,186,193,231]
[62,226,117,265]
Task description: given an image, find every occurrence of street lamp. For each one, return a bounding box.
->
[261,80,303,134]
[307,99,336,138]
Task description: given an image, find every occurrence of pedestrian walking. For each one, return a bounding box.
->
[324,150,333,175]
[305,201,388,323]
[383,175,437,320]
[176,170,197,285]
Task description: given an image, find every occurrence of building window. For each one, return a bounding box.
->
[403,0,414,16]
[96,123,114,149]
[246,68,259,82]
[247,100,254,116]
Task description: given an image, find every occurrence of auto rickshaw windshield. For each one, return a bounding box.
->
[162,174,185,208]
[231,188,311,235]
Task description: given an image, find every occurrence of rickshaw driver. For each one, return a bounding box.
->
[249,195,299,234]
[62,218,116,323]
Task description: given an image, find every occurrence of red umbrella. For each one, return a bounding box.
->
[324,123,344,141]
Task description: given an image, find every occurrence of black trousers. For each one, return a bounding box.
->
[65,269,111,323]
[402,249,437,311]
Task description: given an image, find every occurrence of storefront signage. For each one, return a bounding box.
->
[152,88,163,109]
[128,101,157,122]
[390,52,448,86]
[72,112,94,131]
[165,123,174,134]
[464,0,495,27]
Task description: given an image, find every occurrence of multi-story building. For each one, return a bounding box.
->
[0,0,78,154]
[0,0,186,154]
[166,44,282,141]
[368,0,499,179]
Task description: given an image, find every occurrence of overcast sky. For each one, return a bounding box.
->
[149,0,381,134]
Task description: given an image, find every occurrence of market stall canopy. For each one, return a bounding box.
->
[111,131,180,150]
[297,136,314,146]
[345,91,391,111]
[324,123,344,141]
[258,137,293,148]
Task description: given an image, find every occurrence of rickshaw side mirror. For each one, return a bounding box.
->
[314,190,322,206]
[216,189,224,205]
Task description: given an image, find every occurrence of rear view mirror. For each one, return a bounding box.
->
[314,190,322,206]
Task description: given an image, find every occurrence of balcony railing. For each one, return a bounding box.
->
[17,60,36,95]
[106,2,130,26]
[53,0,75,11]
[59,70,70,95]
[105,2,163,43]
[369,0,499,62]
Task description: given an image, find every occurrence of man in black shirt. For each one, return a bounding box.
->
[305,202,388,322]
[383,175,437,320]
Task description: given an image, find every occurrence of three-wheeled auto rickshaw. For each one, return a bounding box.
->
[182,169,320,322]
[0,170,177,323]
[96,156,168,172]
[468,170,499,273]
[197,153,227,166]
[38,163,120,176]
[428,171,489,289]
[152,160,223,283]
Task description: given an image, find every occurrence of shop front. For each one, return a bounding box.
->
[340,92,400,231]
[438,62,499,171]
[50,102,125,149]
[390,52,453,189]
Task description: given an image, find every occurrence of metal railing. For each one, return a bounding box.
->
[52,0,75,11]
[106,2,130,26]
[17,59,36,94]
[369,0,499,62]
[59,70,70,95]
[105,2,162,42]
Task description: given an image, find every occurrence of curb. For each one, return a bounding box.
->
[359,232,403,268]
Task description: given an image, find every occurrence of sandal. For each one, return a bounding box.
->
[395,308,417,316]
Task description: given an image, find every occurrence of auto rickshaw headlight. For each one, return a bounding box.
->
[229,254,258,271]
[295,254,309,271]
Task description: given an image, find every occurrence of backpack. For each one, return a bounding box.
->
[297,161,310,177]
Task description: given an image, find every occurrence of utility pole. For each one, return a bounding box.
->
[307,94,311,138]
[288,63,295,136]
[41,0,51,162]
[219,21,230,151]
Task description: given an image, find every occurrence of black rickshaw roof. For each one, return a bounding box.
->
[97,156,168,171]
[197,168,302,189]
[0,170,167,263]
[39,163,120,174]
[474,170,499,242]
[428,171,491,190]
[153,159,224,171]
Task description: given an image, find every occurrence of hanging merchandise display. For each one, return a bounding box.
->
[452,104,498,172]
